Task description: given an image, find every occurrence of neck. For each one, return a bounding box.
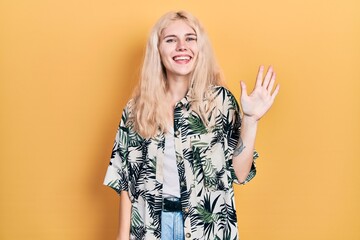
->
[165,75,190,129]
[166,75,190,104]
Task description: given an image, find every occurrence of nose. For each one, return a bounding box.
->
[176,40,187,51]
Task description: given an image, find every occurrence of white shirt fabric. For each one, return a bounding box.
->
[162,127,181,198]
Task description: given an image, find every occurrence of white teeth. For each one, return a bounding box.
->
[174,56,190,61]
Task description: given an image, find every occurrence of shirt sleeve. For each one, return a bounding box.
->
[103,106,129,194]
[223,87,258,185]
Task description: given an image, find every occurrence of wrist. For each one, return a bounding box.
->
[242,115,258,126]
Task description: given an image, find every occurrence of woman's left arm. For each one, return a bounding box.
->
[232,65,280,183]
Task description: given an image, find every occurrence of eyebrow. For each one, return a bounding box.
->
[163,33,197,39]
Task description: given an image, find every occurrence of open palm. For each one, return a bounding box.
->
[240,66,280,121]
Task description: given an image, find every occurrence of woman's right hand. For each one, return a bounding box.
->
[240,65,280,121]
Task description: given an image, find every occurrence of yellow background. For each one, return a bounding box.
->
[1,0,359,239]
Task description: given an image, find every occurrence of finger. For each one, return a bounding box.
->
[271,84,280,101]
[240,81,248,98]
[263,66,274,88]
[267,72,276,91]
[255,65,264,88]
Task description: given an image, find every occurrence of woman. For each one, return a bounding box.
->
[104,11,279,240]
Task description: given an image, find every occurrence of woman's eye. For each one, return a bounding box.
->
[186,37,197,42]
[165,38,175,43]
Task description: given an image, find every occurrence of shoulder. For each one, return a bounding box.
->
[118,99,136,128]
[124,98,135,112]
[209,85,239,109]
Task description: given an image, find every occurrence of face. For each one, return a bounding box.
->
[158,20,199,81]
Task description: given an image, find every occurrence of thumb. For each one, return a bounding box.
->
[240,81,248,98]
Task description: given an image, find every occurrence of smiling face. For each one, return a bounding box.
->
[158,20,199,81]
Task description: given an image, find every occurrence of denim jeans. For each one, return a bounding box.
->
[161,211,184,240]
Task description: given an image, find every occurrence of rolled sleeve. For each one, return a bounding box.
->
[103,108,129,194]
[238,150,258,185]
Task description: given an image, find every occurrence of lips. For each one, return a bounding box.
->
[173,55,192,63]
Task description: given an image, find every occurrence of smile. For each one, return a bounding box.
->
[173,55,192,63]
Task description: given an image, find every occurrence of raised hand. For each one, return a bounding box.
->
[240,65,280,122]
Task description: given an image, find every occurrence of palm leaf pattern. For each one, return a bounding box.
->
[188,112,208,135]
[103,86,258,239]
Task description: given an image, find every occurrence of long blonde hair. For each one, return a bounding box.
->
[131,11,224,138]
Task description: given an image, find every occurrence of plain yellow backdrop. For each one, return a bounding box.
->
[1,0,359,239]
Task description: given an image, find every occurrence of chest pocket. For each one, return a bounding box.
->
[190,130,229,191]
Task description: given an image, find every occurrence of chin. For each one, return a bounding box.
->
[175,67,195,76]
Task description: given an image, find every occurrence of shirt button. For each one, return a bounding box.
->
[186,233,191,238]
[175,130,180,137]
[180,181,186,187]
[190,184,195,188]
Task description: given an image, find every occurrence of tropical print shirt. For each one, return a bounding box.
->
[103,86,258,240]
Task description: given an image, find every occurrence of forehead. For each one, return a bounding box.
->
[161,20,196,37]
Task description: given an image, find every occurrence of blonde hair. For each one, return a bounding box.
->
[131,11,224,138]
